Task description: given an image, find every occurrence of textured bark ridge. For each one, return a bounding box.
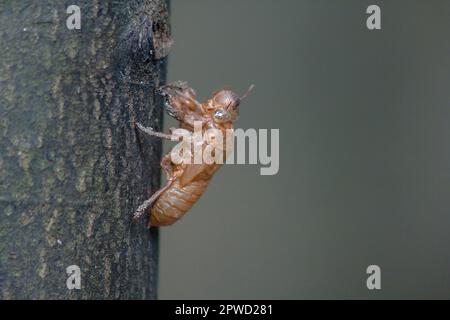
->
[0,0,171,299]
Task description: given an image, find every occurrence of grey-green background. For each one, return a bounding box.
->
[159,0,450,299]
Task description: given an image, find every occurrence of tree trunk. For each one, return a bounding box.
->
[0,0,171,299]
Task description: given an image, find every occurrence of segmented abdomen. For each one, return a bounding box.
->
[150,179,210,226]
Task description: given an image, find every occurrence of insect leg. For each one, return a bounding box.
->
[136,122,180,141]
[132,181,174,221]
[160,153,174,179]
[132,153,177,221]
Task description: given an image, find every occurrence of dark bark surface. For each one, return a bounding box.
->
[0,0,171,299]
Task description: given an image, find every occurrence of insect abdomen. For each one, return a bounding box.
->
[150,179,210,226]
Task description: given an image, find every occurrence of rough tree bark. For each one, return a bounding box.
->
[0,0,172,299]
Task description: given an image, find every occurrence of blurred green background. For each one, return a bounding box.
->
[159,0,450,299]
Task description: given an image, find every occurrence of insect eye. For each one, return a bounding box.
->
[213,109,231,122]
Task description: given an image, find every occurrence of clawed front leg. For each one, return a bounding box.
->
[136,122,179,141]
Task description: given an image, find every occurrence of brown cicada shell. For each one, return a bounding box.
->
[133,81,253,227]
